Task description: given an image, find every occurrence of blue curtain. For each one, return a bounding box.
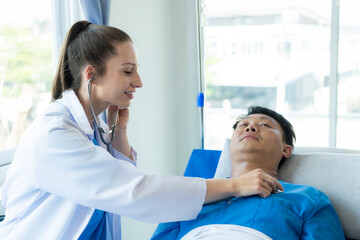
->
[78,0,111,25]
[78,0,111,122]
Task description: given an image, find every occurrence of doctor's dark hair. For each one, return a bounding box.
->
[232,106,296,148]
[51,20,132,101]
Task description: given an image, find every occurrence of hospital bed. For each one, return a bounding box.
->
[0,144,359,239]
[184,139,360,240]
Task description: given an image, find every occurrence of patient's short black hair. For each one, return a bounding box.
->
[232,106,296,148]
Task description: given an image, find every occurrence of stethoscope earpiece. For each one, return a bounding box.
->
[89,75,96,82]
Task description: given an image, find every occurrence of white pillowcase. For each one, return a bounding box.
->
[213,138,231,179]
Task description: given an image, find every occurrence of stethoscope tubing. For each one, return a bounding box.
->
[87,76,118,152]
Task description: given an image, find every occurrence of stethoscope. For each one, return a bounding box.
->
[87,75,118,152]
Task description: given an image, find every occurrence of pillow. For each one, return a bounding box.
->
[213,138,360,239]
[213,138,360,178]
[213,138,231,179]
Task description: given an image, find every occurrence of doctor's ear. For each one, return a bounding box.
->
[84,65,96,82]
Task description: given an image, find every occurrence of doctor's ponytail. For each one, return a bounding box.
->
[51,20,131,101]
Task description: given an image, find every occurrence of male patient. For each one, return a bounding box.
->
[151,106,344,240]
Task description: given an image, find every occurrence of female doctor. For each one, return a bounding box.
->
[0,21,283,239]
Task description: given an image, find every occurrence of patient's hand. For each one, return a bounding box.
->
[231,168,284,198]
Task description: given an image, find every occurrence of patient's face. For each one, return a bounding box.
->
[230,114,289,166]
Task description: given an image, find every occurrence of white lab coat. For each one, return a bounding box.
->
[0,90,206,240]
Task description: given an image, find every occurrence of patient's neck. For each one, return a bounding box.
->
[231,155,279,179]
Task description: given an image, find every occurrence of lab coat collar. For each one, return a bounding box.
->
[61,89,94,136]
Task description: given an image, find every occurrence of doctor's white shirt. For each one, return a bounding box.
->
[0,89,206,239]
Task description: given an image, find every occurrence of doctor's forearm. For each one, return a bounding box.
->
[204,179,235,204]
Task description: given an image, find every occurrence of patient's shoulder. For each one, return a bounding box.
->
[277,181,339,223]
[278,181,332,210]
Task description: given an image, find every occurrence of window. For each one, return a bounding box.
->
[337,0,360,149]
[201,0,360,150]
[0,0,53,150]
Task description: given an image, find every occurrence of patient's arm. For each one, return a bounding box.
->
[150,221,180,240]
[301,193,345,239]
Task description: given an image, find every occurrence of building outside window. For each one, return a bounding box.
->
[201,0,360,150]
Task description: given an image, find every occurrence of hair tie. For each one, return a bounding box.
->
[79,22,92,35]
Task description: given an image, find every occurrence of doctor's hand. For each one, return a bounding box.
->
[230,168,284,198]
[107,106,133,160]
[204,168,284,204]
[107,105,129,130]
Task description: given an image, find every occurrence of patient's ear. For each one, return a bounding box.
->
[282,144,292,159]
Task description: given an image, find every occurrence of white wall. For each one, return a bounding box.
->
[110,0,201,239]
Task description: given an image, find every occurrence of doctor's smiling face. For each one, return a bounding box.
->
[94,41,143,109]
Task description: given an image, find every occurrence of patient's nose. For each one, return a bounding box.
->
[245,124,256,132]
